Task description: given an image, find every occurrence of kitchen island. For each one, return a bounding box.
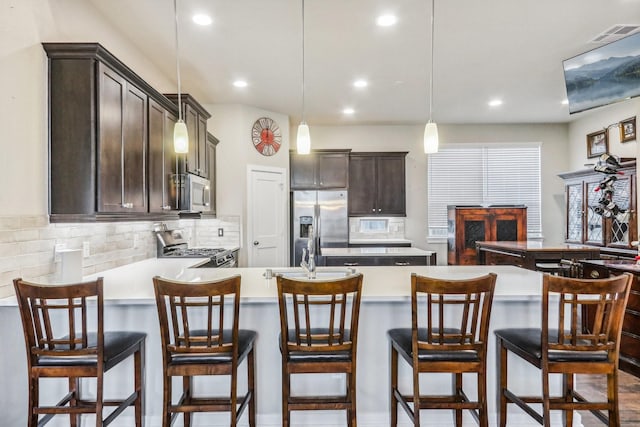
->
[476,240,600,270]
[0,260,579,426]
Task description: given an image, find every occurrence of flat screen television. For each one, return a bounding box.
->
[563,31,640,114]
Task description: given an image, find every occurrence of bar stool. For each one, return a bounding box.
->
[388,272,497,427]
[153,275,256,427]
[276,273,363,427]
[13,277,146,427]
[495,273,632,427]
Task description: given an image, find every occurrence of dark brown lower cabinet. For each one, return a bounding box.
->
[581,260,640,378]
[324,255,434,267]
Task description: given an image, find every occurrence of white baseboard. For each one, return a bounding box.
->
[77,411,582,427]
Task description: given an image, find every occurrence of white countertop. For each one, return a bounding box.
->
[322,246,435,257]
[0,259,542,306]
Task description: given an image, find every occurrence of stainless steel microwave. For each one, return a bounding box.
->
[172,173,211,212]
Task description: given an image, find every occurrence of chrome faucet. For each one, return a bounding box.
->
[300,225,316,279]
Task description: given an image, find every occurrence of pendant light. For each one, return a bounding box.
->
[173,0,189,154]
[424,0,439,154]
[296,0,311,155]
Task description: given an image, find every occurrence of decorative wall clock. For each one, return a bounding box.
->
[251,117,282,156]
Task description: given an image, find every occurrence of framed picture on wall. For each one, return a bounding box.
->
[586,129,608,158]
[620,116,636,143]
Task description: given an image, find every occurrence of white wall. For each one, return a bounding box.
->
[206,104,290,266]
[301,123,571,263]
[567,99,640,170]
[0,0,177,216]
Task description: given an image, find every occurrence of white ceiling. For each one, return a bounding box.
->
[86,0,640,125]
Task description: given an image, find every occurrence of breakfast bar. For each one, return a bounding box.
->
[0,261,579,426]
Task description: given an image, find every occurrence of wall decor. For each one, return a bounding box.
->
[620,116,636,143]
[251,117,282,156]
[586,129,608,158]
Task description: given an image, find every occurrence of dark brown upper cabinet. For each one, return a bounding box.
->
[148,98,178,213]
[290,150,350,190]
[164,94,211,179]
[44,42,180,222]
[348,152,407,216]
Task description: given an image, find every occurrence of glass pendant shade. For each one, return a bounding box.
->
[174,119,189,154]
[296,122,311,155]
[423,121,439,154]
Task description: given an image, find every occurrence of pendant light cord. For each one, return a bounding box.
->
[429,0,434,123]
[174,0,183,122]
[301,0,306,123]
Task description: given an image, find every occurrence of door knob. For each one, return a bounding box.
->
[253,241,259,246]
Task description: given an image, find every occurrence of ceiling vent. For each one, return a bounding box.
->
[590,25,640,43]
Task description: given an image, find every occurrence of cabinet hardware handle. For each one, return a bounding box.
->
[395,261,410,266]
[589,270,600,278]
[371,208,375,212]
[122,202,133,209]
[343,262,359,266]
[253,241,259,246]
[378,208,381,212]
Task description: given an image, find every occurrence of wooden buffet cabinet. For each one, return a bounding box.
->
[558,160,636,252]
[447,206,527,265]
[581,260,640,377]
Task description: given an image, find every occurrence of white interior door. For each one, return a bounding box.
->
[247,165,287,267]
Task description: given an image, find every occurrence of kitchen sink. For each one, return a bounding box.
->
[263,267,357,280]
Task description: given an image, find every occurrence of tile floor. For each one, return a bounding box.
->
[577,370,640,426]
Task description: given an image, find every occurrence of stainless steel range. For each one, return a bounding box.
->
[155,229,238,268]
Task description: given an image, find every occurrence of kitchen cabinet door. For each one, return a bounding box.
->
[348,156,377,215]
[376,155,406,215]
[148,98,177,213]
[206,132,219,216]
[348,152,407,216]
[290,150,350,190]
[184,103,199,176]
[165,94,211,178]
[97,63,147,213]
[318,152,349,188]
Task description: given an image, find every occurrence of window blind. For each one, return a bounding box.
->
[427,143,542,239]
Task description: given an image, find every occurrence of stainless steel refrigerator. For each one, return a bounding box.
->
[291,190,348,267]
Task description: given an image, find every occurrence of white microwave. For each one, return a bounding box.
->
[173,173,211,212]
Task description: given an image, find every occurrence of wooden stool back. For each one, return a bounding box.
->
[276,273,363,427]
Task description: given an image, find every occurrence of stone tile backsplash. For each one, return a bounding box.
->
[0,215,241,298]
[348,217,406,241]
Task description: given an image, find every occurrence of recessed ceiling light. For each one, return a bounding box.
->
[376,14,397,27]
[353,79,368,88]
[192,14,212,26]
[488,99,503,107]
[233,80,248,88]
[342,108,355,115]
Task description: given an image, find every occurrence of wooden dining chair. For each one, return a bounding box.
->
[276,273,363,427]
[495,272,632,427]
[13,277,146,427]
[153,275,256,427]
[388,272,497,427]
